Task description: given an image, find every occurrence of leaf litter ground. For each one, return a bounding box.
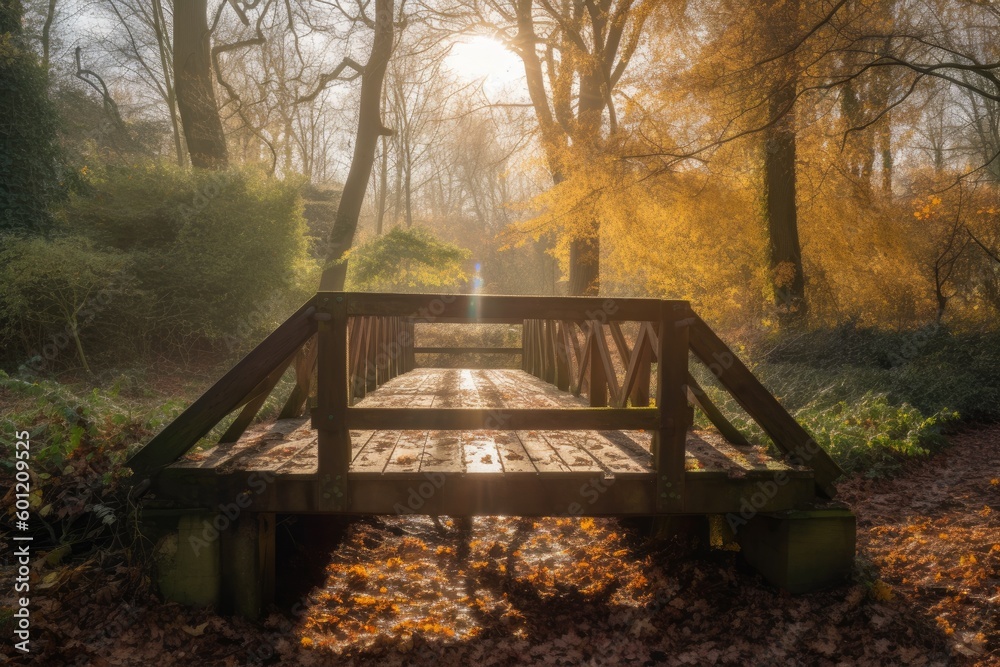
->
[1,426,997,666]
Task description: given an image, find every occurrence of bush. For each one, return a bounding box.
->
[60,162,315,355]
[691,324,1000,475]
[0,370,183,550]
[0,235,136,373]
[0,0,63,234]
[347,227,470,291]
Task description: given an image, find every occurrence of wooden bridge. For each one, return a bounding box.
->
[129,293,855,618]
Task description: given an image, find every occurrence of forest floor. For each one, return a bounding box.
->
[2,425,998,666]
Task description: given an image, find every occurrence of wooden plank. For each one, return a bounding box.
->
[278,335,318,418]
[341,292,671,322]
[350,430,405,474]
[554,321,571,391]
[583,432,651,474]
[274,429,372,476]
[688,314,842,498]
[521,320,531,371]
[492,431,537,474]
[172,436,267,471]
[597,432,654,473]
[608,321,631,366]
[540,431,603,472]
[420,432,463,473]
[685,373,752,447]
[403,320,415,372]
[543,320,556,384]
[631,323,652,407]
[462,431,504,473]
[218,351,297,444]
[174,418,311,471]
[575,325,593,397]
[348,317,368,401]
[231,431,317,473]
[365,315,377,392]
[344,407,659,430]
[592,322,619,406]
[127,299,318,477]
[413,347,523,354]
[154,467,817,516]
[619,323,649,407]
[515,430,572,474]
[383,430,429,474]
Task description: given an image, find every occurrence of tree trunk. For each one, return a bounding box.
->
[375,134,389,235]
[403,145,413,228]
[764,91,807,325]
[762,0,806,326]
[152,0,185,166]
[319,0,395,291]
[41,0,56,74]
[174,0,228,169]
[567,69,604,296]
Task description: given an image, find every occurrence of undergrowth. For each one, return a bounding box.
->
[691,325,999,476]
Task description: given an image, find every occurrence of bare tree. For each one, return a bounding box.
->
[175,0,228,168]
[318,0,397,290]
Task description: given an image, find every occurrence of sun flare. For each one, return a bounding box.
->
[445,36,522,85]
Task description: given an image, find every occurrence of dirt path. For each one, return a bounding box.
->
[3,427,998,666]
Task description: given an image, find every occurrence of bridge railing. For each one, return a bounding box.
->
[127,291,843,505]
[312,292,693,510]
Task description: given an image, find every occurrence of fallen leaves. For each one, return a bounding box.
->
[5,428,999,665]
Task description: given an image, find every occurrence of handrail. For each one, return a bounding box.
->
[413,346,522,354]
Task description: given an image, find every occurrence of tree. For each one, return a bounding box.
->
[471,0,661,294]
[174,0,228,168]
[318,0,397,290]
[760,0,807,325]
[0,0,61,234]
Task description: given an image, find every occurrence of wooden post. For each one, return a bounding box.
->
[543,320,556,384]
[523,320,531,373]
[348,317,364,402]
[393,317,401,378]
[405,319,415,371]
[655,303,690,512]
[554,321,570,391]
[315,293,349,511]
[588,321,608,407]
[631,324,652,407]
[377,316,389,385]
[365,316,377,393]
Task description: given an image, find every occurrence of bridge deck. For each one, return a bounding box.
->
[157,369,813,515]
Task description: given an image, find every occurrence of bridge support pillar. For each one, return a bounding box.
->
[220,512,276,619]
[146,509,275,619]
[736,506,855,594]
[150,510,222,609]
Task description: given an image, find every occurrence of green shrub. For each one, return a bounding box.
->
[689,324,1000,475]
[60,162,315,353]
[346,227,470,291]
[0,235,136,373]
[0,370,184,548]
